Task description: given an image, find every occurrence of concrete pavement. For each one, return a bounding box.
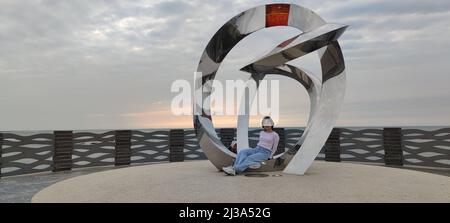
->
[32,160,450,203]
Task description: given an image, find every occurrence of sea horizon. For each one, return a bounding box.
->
[1,125,449,135]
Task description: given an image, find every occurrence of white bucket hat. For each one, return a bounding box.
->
[261,116,274,127]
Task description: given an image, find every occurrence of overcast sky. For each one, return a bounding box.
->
[1,0,450,131]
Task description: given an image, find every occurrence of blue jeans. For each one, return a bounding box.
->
[233,146,271,173]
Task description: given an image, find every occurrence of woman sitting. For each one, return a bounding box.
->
[222,116,279,176]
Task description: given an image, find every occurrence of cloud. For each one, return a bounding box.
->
[0,0,450,130]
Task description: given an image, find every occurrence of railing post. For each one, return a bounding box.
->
[53,131,73,172]
[325,128,341,162]
[0,133,3,179]
[115,130,131,166]
[383,128,403,166]
[169,129,184,162]
[219,128,236,148]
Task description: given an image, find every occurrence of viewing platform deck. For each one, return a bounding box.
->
[32,160,450,203]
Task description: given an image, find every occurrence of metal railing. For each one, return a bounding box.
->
[0,127,449,178]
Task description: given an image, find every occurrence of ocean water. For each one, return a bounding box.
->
[1,126,448,136]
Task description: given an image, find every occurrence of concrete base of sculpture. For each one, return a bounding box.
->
[32,161,450,203]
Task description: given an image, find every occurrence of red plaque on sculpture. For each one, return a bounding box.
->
[266,4,290,27]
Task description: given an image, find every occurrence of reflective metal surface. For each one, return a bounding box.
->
[194,4,347,175]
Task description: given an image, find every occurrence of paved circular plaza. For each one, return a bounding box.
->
[32,160,450,203]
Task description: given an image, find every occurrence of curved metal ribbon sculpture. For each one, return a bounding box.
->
[193,3,347,175]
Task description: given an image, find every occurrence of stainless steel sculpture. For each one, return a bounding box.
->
[193,3,347,175]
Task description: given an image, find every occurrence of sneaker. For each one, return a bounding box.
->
[222,166,236,176]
